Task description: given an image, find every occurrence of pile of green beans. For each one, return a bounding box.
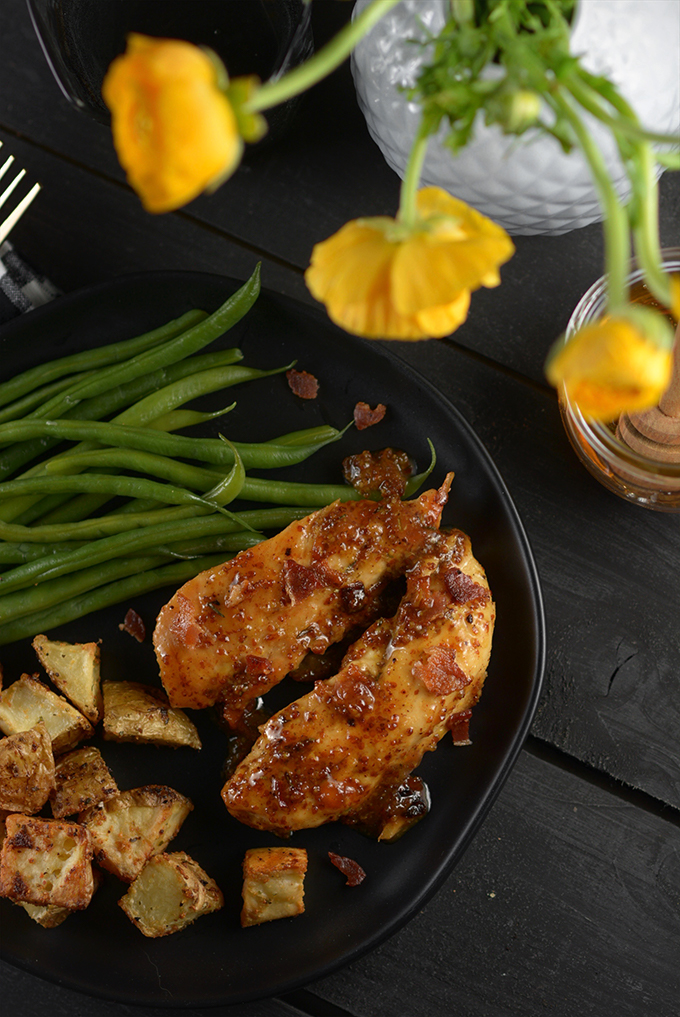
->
[0,265,367,646]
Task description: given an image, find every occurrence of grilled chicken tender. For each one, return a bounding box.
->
[222,528,494,835]
[153,477,453,714]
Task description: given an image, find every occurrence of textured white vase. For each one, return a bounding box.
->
[351,0,680,235]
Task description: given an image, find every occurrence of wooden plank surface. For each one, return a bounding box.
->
[2,750,677,1017]
[0,2,678,1014]
[310,748,680,1017]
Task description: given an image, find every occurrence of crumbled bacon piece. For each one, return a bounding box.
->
[444,567,490,606]
[412,646,470,696]
[119,608,146,642]
[286,368,319,399]
[353,401,386,430]
[447,708,473,745]
[282,559,331,604]
[328,851,366,886]
[342,447,412,498]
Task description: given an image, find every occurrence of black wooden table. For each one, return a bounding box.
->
[0,3,678,1016]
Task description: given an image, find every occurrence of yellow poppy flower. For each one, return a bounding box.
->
[546,311,674,421]
[102,34,243,213]
[304,187,514,340]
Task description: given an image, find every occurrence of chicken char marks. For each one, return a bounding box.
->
[221,527,495,836]
[153,475,453,715]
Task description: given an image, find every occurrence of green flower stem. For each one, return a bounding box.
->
[397,125,431,227]
[248,0,402,113]
[566,71,673,309]
[567,72,680,148]
[551,88,629,312]
[630,141,672,308]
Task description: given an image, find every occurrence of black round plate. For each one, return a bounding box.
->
[0,272,545,1007]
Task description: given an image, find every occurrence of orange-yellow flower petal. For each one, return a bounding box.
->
[546,314,674,421]
[305,188,513,341]
[102,34,242,213]
[392,188,514,316]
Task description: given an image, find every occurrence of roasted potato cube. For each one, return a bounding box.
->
[80,785,193,882]
[18,866,102,927]
[102,681,201,749]
[241,847,307,927]
[0,813,93,909]
[0,723,55,814]
[50,746,118,819]
[0,675,93,754]
[32,635,103,724]
[20,900,74,928]
[119,850,223,937]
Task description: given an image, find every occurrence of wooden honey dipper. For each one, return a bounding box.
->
[617,319,680,464]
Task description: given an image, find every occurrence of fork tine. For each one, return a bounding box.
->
[0,142,41,244]
[0,167,26,210]
[0,154,16,180]
[0,181,41,245]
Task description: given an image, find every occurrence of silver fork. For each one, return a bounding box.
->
[0,142,41,245]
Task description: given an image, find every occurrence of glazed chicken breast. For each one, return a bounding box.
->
[221,528,495,836]
[153,476,453,715]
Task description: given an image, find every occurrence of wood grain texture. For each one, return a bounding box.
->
[1,0,677,384]
[310,749,680,1017]
[0,1,678,1013]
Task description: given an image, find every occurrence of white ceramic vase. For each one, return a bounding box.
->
[350,0,680,235]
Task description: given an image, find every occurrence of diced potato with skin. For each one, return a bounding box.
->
[19,866,103,928]
[50,745,118,819]
[20,899,74,928]
[0,723,55,814]
[0,813,94,909]
[32,635,103,724]
[102,681,201,750]
[0,675,93,754]
[241,847,307,927]
[80,785,193,883]
[119,851,223,937]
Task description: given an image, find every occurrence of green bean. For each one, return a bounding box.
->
[0,347,242,483]
[113,362,290,428]
[0,308,208,410]
[0,540,88,564]
[0,506,308,595]
[0,505,204,542]
[0,305,250,482]
[0,371,97,425]
[0,473,228,511]
[0,554,229,647]
[145,405,235,432]
[31,267,261,424]
[239,476,359,506]
[0,554,172,625]
[0,418,344,470]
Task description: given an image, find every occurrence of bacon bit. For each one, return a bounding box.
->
[353,401,386,430]
[447,708,473,745]
[119,608,146,642]
[328,851,366,886]
[244,656,274,678]
[413,645,470,696]
[443,568,490,606]
[340,581,367,613]
[282,559,331,604]
[342,447,412,498]
[286,368,319,399]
